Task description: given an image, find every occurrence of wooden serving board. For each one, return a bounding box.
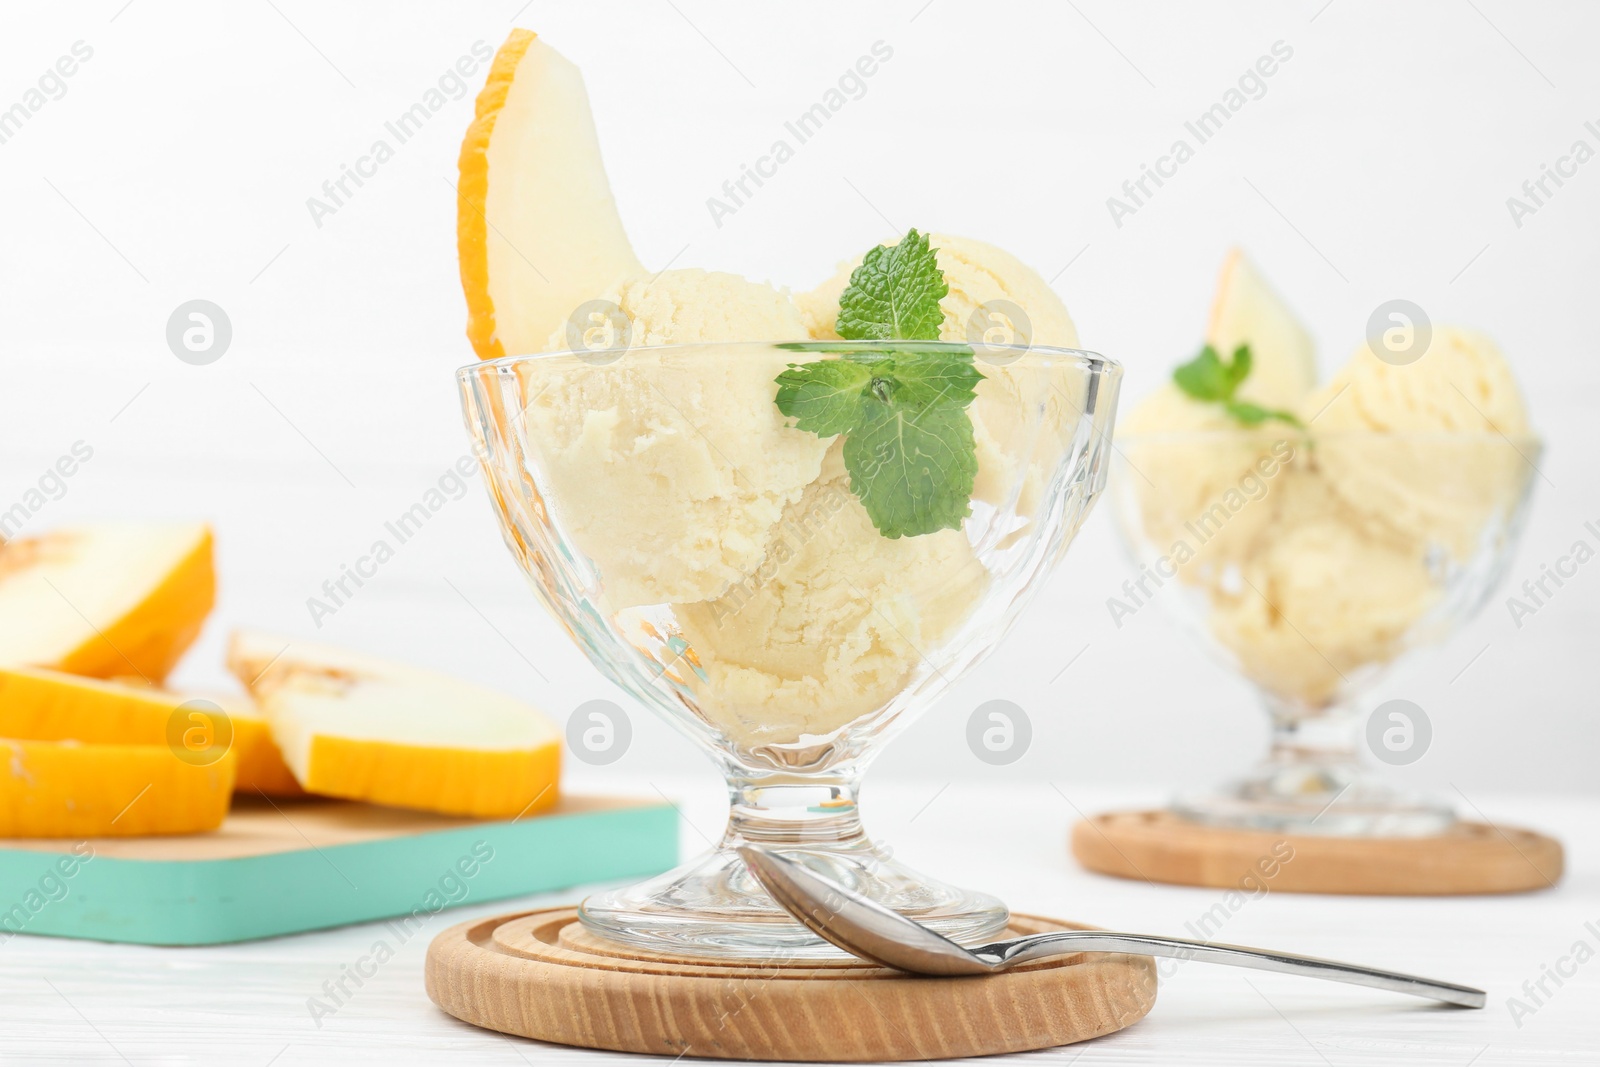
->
[426,907,1158,1061]
[1072,809,1563,895]
[0,795,677,945]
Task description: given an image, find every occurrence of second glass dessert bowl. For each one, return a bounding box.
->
[1112,427,1540,836]
[460,340,1120,958]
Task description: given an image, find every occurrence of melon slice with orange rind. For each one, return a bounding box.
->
[0,664,239,837]
[0,523,214,682]
[105,673,305,797]
[228,630,561,819]
[1,738,234,837]
[0,664,305,795]
[459,29,642,359]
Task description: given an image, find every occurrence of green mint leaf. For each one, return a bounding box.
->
[1174,342,1302,429]
[843,394,977,538]
[1224,400,1303,429]
[774,358,879,437]
[775,231,984,538]
[775,350,986,537]
[881,348,983,409]
[1224,345,1252,393]
[1172,345,1232,401]
[1174,343,1252,402]
[1223,400,1268,425]
[835,229,947,342]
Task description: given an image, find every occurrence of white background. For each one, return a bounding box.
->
[3,0,1597,808]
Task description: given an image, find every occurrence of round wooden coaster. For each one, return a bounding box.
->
[425,907,1157,1061]
[1072,810,1563,895]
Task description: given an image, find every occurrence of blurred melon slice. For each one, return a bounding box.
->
[0,663,273,781]
[0,665,216,747]
[1,738,233,837]
[202,689,305,797]
[0,523,214,681]
[227,631,561,818]
[0,665,238,837]
[106,674,305,797]
[458,29,642,359]
[1207,248,1317,409]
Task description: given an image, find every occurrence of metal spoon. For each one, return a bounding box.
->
[737,846,1484,1008]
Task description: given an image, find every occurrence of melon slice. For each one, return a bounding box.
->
[458,29,643,359]
[1,738,233,837]
[0,523,214,682]
[1207,248,1317,409]
[106,674,305,797]
[204,689,305,797]
[0,666,298,797]
[227,631,561,818]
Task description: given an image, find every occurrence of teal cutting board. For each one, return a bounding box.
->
[0,794,677,946]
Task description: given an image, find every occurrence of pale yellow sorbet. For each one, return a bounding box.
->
[675,444,989,744]
[1208,506,1440,708]
[1303,326,1529,436]
[1118,385,1298,585]
[1301,326,1533,560]
[519,269,829,608]
[549,269,808,350]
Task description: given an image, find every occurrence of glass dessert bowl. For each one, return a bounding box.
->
[1112,428,1541,836]
[459,340,1120,957]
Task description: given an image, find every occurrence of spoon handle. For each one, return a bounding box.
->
[988,931,1485,1008]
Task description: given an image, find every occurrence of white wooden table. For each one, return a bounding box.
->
[4,778,1594,1065]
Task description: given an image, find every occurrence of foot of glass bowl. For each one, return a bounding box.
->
[578,777,1008,959]
[1174,704,1457,837]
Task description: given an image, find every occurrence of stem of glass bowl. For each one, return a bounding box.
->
[1173,693,1457,836]
[721,771,873,853]
[576,763,1009,957]
[1263,696,1362,791]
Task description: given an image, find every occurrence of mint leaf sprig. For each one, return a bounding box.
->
[1173,344,1302,428]
[774,229,985,539]
[834,227,948,342]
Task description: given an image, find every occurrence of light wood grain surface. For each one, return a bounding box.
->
[3,778,1596,1065]
[0,795,651,861]
[425,908,1155,1060]
[1072,810,1565,895]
